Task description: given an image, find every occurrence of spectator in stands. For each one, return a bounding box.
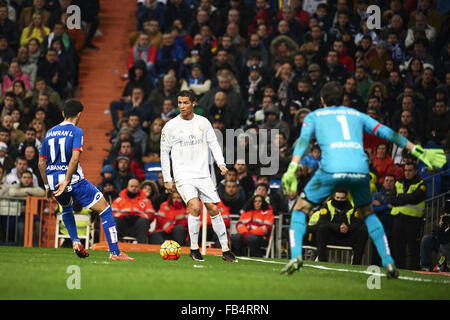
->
[101,179,119,205]
[122,87,153,130]
[204,91,236,129]
[11,80,34,124]
[5,156,39,186]
[420,201,450,272]
[160,98,177,122]
[217,167,246,200]
[17,46,37,88]
[0,141,13,174]
[17,126,40,156]
[2,60,31,96]
[390,161,427,271]
[231,195,274,257]
[20,12,50,47]
[425,99,450,148]
[373,142,396,186]
[233,159,255,199]
[155,31,185,78]
[32,76,62,111]
[180,63,211,98]
[300,143,321,175]
[113,155,136,191]
[127,112,148,156]
[148,73,178,120]
[197,73,247,125]
[19,0,50,30]
[112,178,155,243]
[253,182,283,216]
[315,189,368,265]
[127,32,157,72]
[220,180,246,215]
[97,164,121,193]
[113,140,145,181]
[0,4,20,51]
[137,0,165,32]
[0,163,9,196]
[30,118,46,143]
[143,117,164,163]
[8,170,44,197]
[140,179,162,211]
[149,190,188,245]
[31,92,62,128]
[371,174,396,266]
[2,114,24,147]
[260,103,290,142]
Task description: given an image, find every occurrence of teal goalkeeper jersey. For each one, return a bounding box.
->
[293,106,408,174]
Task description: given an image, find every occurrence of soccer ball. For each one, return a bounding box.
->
[160,240,181,260]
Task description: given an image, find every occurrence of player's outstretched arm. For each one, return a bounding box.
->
[364,115,447,170]
[54,150,81,197]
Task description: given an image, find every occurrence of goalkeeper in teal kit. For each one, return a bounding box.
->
[280,82,447,277]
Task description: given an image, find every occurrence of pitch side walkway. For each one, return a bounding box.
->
[76,0,136,184]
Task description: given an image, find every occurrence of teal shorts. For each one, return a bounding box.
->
[303,168,372,207]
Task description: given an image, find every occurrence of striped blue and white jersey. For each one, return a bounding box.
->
[39,121,85,190]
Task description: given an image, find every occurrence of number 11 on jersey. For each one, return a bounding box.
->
[48,138,67,163]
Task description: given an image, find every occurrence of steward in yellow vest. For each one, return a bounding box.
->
[389,162,426,270]
[315,188,369,265]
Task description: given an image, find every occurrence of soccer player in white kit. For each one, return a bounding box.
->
[160,90,237,262]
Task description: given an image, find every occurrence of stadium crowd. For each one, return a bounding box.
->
[0,0,449,270]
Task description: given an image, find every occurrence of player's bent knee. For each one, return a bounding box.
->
[90,197,109,214]
[356,205,373,219]
[187,198,202,216]
[294,198,314,215]
[205,203,218,216]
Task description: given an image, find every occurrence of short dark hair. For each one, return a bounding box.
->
[320,82,344,106]
[63,99,83,118]
[26,126,36,134]
[177,90,196,102]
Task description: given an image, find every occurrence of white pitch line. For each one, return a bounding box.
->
[237,257,450,285]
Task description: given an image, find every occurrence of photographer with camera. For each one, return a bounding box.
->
[420,195,450,272]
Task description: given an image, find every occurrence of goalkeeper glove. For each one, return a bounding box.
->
[282,162,299,194]
[411,145,447,170]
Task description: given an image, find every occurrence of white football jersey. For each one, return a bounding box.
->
[160,114,225,183]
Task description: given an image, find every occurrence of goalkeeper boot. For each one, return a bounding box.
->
[280,257,303,275]
[73,241,89,258]
[109,252,136,261]
[222,250,238,263]
[432,256,449,273]
[385,263,399,279]
[190,249,204,262]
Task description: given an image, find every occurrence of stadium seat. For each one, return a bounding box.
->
[144,162,162,181]
[302,245,353,264]
[54,213,94,249]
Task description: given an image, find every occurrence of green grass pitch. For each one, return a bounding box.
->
[1,246,449,300]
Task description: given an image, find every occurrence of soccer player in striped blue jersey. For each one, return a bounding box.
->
[280,82,446,277]
[38,100,135,261]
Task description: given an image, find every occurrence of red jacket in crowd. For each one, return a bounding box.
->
[373,154,396,185]
[154,200,188,233]
[111,189,155,221]
[236,207,274,241]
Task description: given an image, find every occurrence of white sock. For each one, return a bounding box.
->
[211,214,229,252]
[188,214,201,250]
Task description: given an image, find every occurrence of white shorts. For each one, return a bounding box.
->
[175,177,220,204]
